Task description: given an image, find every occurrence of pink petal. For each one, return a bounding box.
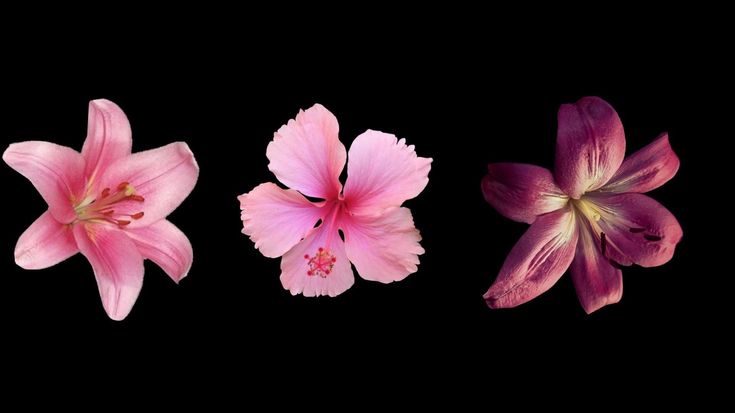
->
[343,130,432,214]
[601,133,680,194]
[555,96,626,199]
[266,104,346,199]
[279,225,354,297]
[571,222,623,314]
[343,207,424,283]
[589,193,683,267]
[238,183,324,258]
[126,219,193,284]
[95,142,199,228]
[81,99,132,181]
[3,141,85,223]
[14,210,78,270]
[482,163,568,224]
[72,223,144,321]
[484,208,579,309]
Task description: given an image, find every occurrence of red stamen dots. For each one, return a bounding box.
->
[305,247,336,278]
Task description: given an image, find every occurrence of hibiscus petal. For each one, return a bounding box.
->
[279,226,354,297]
[343,130,432,214]
[601,133,680,194]
[96,142,199,228]
[238,183,324,258]
[571,222,623,314]
[266,104,346,199]
[81,99,132,181]
[589,193,683,267]
[482,163,568,224]
[73,224,144,321]
[126,219,193,284]
[14,210,78,270]
[484,208,578,309]
[3,141,85,223]
[555,96,626,199]
[343,207,424,283]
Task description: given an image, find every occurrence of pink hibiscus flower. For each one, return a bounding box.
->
[3,99,199,320]
[482,96,682,313]
[239,104,431,296]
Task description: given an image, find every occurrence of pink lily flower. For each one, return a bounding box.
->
[482,96,682,313]
[3,99,198,320]
[239,104,431,296]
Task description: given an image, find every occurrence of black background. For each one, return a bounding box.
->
[1,21,718,396]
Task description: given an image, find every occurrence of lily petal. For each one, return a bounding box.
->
[266,104,346,199]
[96,142,199,228]
[555,96,626,199]
[589,193,683,267]
[73,224,144,321]
[126,219,193,284]
[280,226,354,297]
[3,141,85,223]
[343,130,432,214]
[601,133,680,194]
[482,163,568,224]
[571,221,623,314]
[343,207,424,283]
[81,99,132,181]
[238,183,324,258]
[14,210,78,270]
[484,208,579,309]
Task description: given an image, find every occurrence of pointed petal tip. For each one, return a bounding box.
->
[580,292,622,314]
[173,141,200,172]
[483,292,512,310]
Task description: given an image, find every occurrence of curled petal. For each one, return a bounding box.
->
[96,142,199,228]
[482,163,568,224]
[555,96,626,198]
[266,104,346,199]
[15,210,78,269]
[3,141,85,223]
[126,219,193,284]
[589,193,682,267]
[279,226,354,297]
[602,133,680,194]
[343,130,431,214]
[81,99,132,181]
[343,207,424,283]
[239,183,324,258]
[571,221,623,314]
[484,208,578,309]
[73,224,144,321]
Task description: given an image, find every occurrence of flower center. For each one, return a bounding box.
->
[73,182,145,228]
[304,247,336,278]
[571,196,664,267]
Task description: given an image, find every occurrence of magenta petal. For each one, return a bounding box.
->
[484,208,579,309]
[73,224,144,321]
[571,224,623,314]
[96,142,199,228]
[266,104,346,199]
[343,130,432,214]
[590,193,683,267]
[482,163,568,224]
[279,225,354,297]
[555,96,626,199]
[81,99,132,181]
[602,133,680,194]
[343,207,424,283]
[126,219,193,284]
[15,210,78,270]
[239,183,324,258]
[3,141,85,223]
